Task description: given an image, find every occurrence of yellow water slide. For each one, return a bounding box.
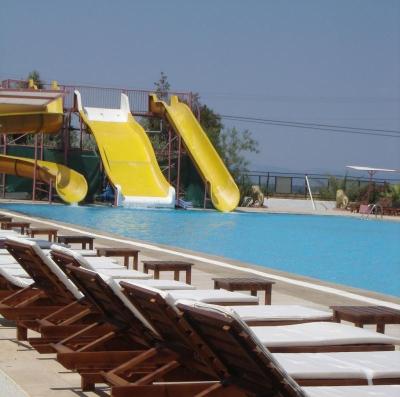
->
[150,95,240,212]
[0,83,64,134]
[0,155,88,204]
[0,85,88,204]
[75,91,175,207]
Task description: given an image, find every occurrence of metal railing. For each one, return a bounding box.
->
[241,171,400,199]
[1,79,194,115]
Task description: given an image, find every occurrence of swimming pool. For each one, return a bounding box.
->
[1,203,399,297]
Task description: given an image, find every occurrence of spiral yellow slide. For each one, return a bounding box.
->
[0,86,88,203]
[0,155,87,203]
[75,91,175,207]
[150,95,240,212]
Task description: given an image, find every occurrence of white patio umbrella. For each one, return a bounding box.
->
[346,166,398,202]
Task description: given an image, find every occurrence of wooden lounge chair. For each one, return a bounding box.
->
[55,266,261,390]
[56,265,207,391]
[103,284,400,396]
[121,284,399,353]
[172,301,400,396]
[0,237,98,341]
[51,246,195,292]
[49,269,400,395]
[52,245,259,305]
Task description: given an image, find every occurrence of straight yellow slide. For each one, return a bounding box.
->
[75,91,175,207]
[150,95,240,212]
[0,155,88,204]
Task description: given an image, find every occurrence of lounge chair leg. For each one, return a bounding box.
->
[17,325,27,341]
[81,374,95,391]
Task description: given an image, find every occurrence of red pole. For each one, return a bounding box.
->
[176,135,182,204]
[168,128,172,182]
[2,134,6,198]
[32,134,37,201]
[48,179,53,204]
[80,118,83,150]
[40,132,44,160]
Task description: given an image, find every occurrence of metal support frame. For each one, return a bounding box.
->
[1,134,6,198]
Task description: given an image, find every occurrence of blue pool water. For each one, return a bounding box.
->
[1,203,399,297]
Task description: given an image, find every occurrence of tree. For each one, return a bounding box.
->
[142,72,171,150]
[198,103,223,148]
[194,93,259,181]
[27,70,44,88]
[154,71,170,101]
[218,127,259,181]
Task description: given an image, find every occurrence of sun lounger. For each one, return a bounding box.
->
[122,284,398,352]
[56,266,255,390]
[97,283,400,395]
[50,265,159,354]
[52,269,400,394]
[173,300,400,396]
[0,237,98,340]
[52,265,181,389]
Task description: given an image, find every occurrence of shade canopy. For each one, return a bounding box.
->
[346,165,398,174]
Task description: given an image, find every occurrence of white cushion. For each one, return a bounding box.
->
[0,267,34,288]
[95,272,159,336]
[0,255,17,264]
[95,269,151,279]
[116,278,195,291]
[303,385,400,397]
[274,351,400,380]
[51,245,150,279]
[83,257,122,268]
[251,321,400,347]
[0,230,20,236]
[2,267,31,278]
[231,305,332,322]
[168,289,259,304]
[72,249,98,257]
[7,237,83,300]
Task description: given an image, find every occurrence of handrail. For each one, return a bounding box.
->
[305,175,316,210]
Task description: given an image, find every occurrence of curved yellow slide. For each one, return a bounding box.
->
[0,85,64,134]
[150,95,240,212]
[0,155,88,204]
[0,86,88,203]
[75,91,174,207]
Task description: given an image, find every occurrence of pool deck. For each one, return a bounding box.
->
[0,205,399,396]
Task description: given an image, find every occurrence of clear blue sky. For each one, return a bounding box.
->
[1,0,399,175]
